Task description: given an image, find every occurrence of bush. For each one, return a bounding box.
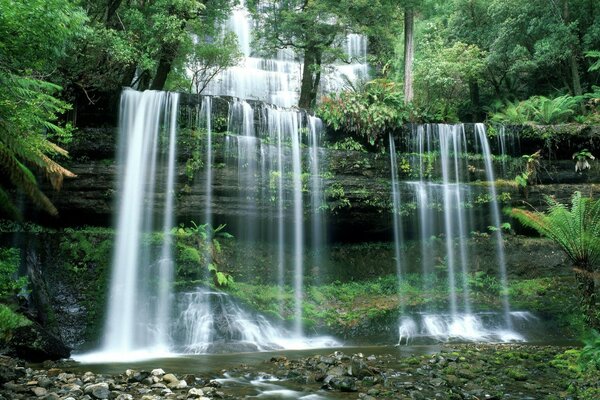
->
[0,304,30,340]
[318,79,413,149]
[491,95,582,124]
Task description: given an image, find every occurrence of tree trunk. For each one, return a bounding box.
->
[299,47,317,109]
[469,80,481,122]
[575,268,600,330]
[563,0,583,96]
[149,51,174,91]
[403,7,415,104]
[309,49,322,105]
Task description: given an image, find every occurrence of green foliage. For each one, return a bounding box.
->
[511,192,600,328]
[327,137,367,152]
[184,32,243,93]
[60,228,114,274]
[573,149,595,172]
[0,248,27,300]
[0,247,30,340]
[413,35,486,121]
[0,0,82,218]
[580,330,600,371]
[586,51,600,72]
[174,222,234,286]
[0,304,30,340]
[491,95,582,125]
[510,192,600,269]
[318,80,412,148]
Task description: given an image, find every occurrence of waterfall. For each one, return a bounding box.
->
[392,124,522,343]
[202,1,369,107]
[389,134,405,312]
[475,123,512,328]
[102,89,179,356]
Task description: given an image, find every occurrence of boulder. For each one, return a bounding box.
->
[6,321,70,362]
[84,382,110,399]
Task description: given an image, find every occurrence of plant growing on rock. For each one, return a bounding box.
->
[510,192,600,329]
[514,150,541,199]
[573,149,595,172]
[317,79,412,149]
[174,222,234,287]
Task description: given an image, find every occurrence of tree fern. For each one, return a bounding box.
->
[511,192,600,328]
[511,192,600,269]
[0,71,75,218]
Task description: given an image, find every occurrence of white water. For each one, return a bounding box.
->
[475,123,512,328]
[389,134,405,317]
[176,288,338,354]
[391,124,520,343]
[93,89,179,360]
[202,0,369,107]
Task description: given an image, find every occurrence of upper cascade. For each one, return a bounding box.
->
[201,1,369,107]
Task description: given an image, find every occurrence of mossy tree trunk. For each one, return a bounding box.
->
[574,266,600,330]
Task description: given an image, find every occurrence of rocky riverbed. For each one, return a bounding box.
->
[1,344,597,400]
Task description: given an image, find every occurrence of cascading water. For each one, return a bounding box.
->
[93,89,179,360]
[392,124,523,343]
[203,0,369,107]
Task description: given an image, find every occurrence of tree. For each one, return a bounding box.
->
[249,0,342,109]
[187,33,243,94]
[0,0,85,218]
[511,192,600,329]
[59,0,235,120]
[403,6,415,103]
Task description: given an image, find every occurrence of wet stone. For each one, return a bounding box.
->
[31,387,48,397]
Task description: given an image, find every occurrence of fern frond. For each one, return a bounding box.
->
[0,143,58,216]
[510,192,600,269]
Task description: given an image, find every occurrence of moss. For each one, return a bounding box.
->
[507,367,529,380]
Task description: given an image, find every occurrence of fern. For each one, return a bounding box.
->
[510,192,600,269]
[0,71,75,217]
[511,192,600,328]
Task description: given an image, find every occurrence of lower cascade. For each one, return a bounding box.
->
[389,124,522,344]
[78,90,533,362]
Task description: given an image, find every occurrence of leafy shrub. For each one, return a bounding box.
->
[318,79,412,148]
[0,248,27,300]
[0,304,30,340]
[580,329,600,371]
[510,192,600,328]
[491,95,582,124]
[174,222,234,286]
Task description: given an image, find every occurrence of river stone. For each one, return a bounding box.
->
[150,383,167,389]
[47,368,62,377]
[151,369,165,377]
[175,380,188,389]
[182,374,196,385]
[163,373,178,384]
[84,382,110,399]
[38,377,53,388]
[430,377,445,387]
[349,357,371,379]
[331,376,358,392]
[131,371,150,383]
[187,388,204,398]
[31,387,48,397]
[115,394,133,400]
[0,365,25,384]
[457,369,476,379]
[326,366,346,377]
[42,393,60,400]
